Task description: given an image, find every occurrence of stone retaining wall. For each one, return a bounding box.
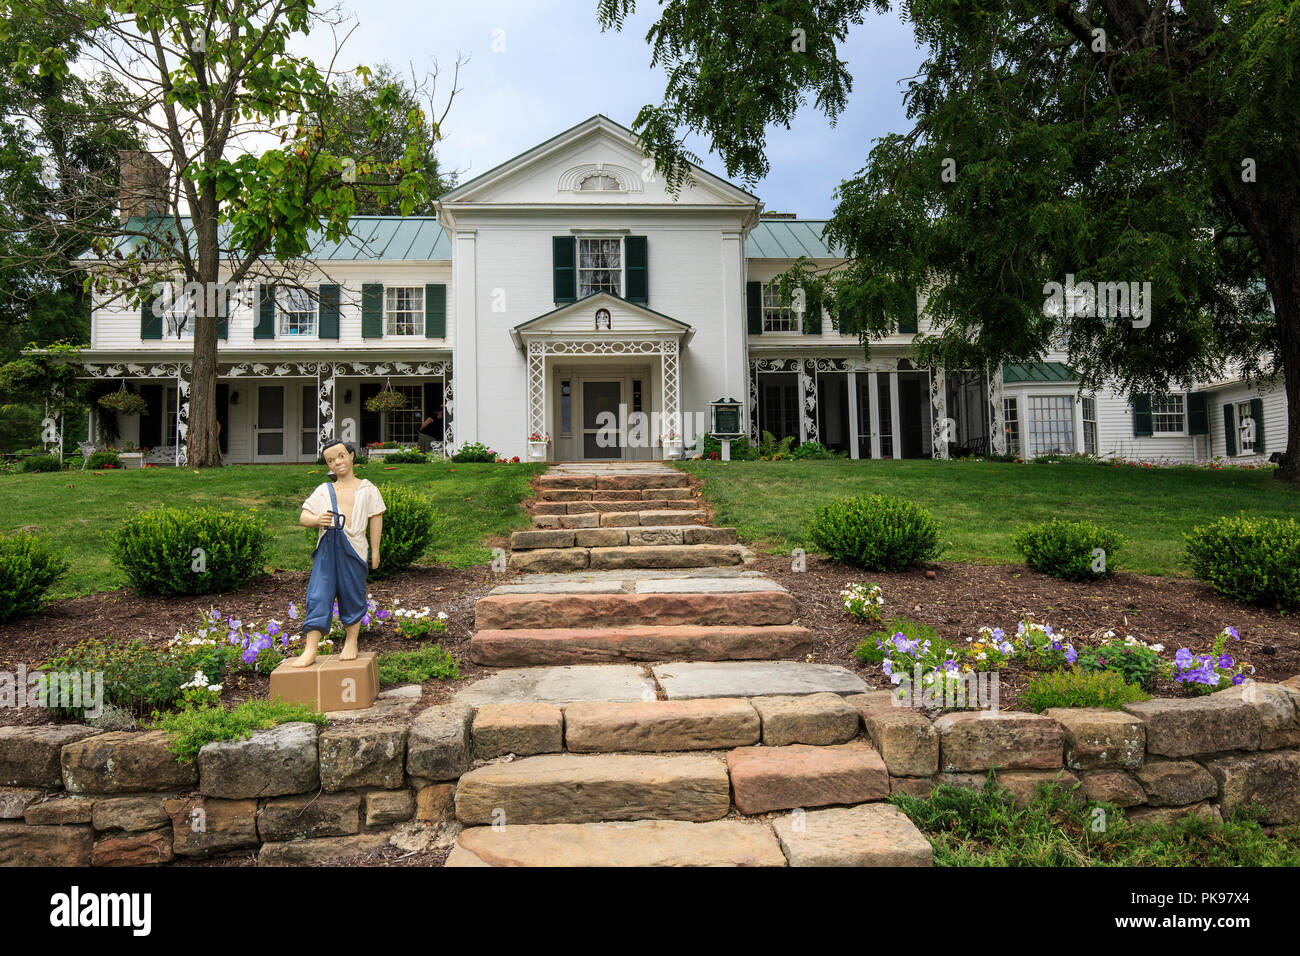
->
[1,676,1297,866]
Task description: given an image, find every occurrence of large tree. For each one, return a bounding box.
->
[599,0,1298,482]
[0,0,448,466]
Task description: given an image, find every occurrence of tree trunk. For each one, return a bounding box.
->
[188,189,223,468]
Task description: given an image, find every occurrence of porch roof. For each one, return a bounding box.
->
[510,292,695,349]
[1002,361,1079,384]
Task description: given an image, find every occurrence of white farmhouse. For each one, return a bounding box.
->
[70,116,1284,467]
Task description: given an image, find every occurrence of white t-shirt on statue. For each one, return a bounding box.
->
[301,479,386,564]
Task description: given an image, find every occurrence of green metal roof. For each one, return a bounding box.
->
[745,219,843,259]
[83,215,451,262]
[1002,361,1080,384]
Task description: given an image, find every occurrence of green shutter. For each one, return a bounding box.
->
[1132,394,1152,436]
[625,236,648,304]
[553,236,576,303]
[747,281,763,335]
[255,284,276,340]
[1223,404,1237,457]
[425,283,446,338]
[217,309,228,340]
[141,294,161,340]
[1187,391,1208,435]
[1250,397,1265,453]
[802,283,822,335]
[361,283,383,339]
[898,292,918,334]
[318,284,340,339]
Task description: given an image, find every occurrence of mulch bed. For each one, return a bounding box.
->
[758,554,1300,711]
[0,564,514,728]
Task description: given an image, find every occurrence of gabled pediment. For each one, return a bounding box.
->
[440,115,760,209]
[510,292,694,349]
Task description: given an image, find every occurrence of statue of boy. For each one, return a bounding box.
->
[292,439,386,666]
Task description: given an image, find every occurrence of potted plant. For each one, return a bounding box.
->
[660,431,683,460]
[527,431,550,462]
[365,382,407,414]
[368,442,416,462]
[116,444,145,469]
[97,390,149,417]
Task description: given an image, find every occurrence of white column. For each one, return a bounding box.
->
[451,228,477,449]
[176,365,190,466]
[720,229,748,424]
[847,371,860,459]
[868,371,882,459]
[889,373,901,459]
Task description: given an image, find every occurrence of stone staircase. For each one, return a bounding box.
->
[446,462,933,866]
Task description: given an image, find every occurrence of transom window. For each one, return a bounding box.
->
[1027,395,1075,456]
[386,287,424,336]
[579,173,620,191]
[1152,394,1185,433]
[278,287,317,336]
[762,283,796,332]
[578,238,622,297]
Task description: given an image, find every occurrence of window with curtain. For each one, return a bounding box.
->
[762,282,795,331]
[1236,401,1257,452]
[385,287,424,336]
[278,287,317,336]
[578,238,621,296]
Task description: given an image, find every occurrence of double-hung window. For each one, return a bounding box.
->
[578,238,622,296]
[1236,401,1257,453]
[1152,394,1185,433]
[386,287,424,336]
[762,282,796,332]
[1081,396,1098,455]
[278,287,317,337]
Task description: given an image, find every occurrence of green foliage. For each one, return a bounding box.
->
[153,695,328,762]
[85,450,121,469]
[1075,636,1167,690]
[790,440,841,460]
[450,441,497,463]
[809,493,943,570]
[1012,518,1124,581]
[379,449,429,464]
[854,615,935,665]
[43,636,234,717]
[1184,513,1300,608]
[110,506,270,595]
[0,531,69,622]
[372,483,437,576]
[1021,670,1151,713]
[699,433,759,460]
[376,644,461,685]
[19,454,61,473]
[758,430,795,459]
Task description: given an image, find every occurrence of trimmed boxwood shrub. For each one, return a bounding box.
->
[86,450,122,469]
[1185,513,1300,608]
[1021,669,1150,713]
[0,532,69,623]
[1012,518,1125,581]
[809,493,943,571]
[371,483,437,576]
[111,506,271,595]
[20,454,61,473]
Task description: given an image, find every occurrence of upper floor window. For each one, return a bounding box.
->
[386,286,424,336]
[1152,394,1185,433]
[278,287,317,336]
[762,282,796,332]
[579,173,620,191]
[579,238,621,297]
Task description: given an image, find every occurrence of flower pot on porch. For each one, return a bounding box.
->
[527,440,550,462]
[662,439,683,460]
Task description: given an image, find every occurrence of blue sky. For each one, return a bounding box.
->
[307,1,927,218]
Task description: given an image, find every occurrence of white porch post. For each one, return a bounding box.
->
[176,364,190,466]
[889,373,901,458]
[868,371,882,459]
[988,362,1006,455]
[527,342,547,453]
[847,371,860,459]
[660,340,681,456]
[799,359,817,443]
[930,367,948,459]
[317,362,334,452]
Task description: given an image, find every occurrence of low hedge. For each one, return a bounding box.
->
[111,506,271,595]
[809,493,943,571]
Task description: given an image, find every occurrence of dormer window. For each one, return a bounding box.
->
[578,172,620,191]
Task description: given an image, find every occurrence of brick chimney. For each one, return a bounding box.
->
[118,151,170,224]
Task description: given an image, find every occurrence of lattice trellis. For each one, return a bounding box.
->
[929,367,949,459]
[527,341,548,441]
[987,362,1006,455]
[660,340,680,436]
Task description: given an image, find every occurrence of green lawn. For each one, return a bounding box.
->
[4,461,545,598]
[677,458,1300,576]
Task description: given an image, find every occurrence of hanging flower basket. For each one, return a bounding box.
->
[98,392,149,416]
[365,390,407,413]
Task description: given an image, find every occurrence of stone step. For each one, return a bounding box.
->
[727,742,890,815]
[447,819,786,867]
[537,487,696,502]
[454,753,732,825]
[509,544,747,573]
[564,699,761,752]
[536,473,690,492]
[771,804,934,866]
[533,499,699,515]
[469,624,813,666]
[652,660,870,700]
[476,588,796,629]
[511,526,737,550]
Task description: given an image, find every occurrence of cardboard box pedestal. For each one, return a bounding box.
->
[268,652,378,713]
